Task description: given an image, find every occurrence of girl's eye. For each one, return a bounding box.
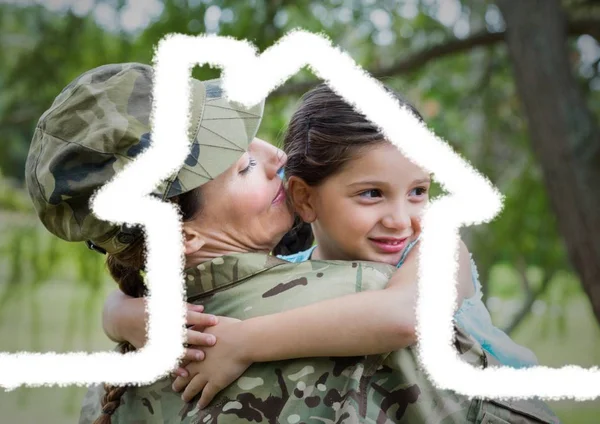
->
[359,189,383,199]
[410,186,428,197]
[240,157,257,175]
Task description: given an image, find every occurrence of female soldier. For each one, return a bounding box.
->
[26,63,559,424]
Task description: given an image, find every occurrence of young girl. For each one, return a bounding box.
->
[274,83,538,370]
[102,83,537,408]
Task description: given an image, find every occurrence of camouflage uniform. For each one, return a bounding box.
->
[79,253,560,424]
[25,63,559,424]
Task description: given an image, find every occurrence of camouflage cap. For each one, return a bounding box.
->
[25,62,264,255]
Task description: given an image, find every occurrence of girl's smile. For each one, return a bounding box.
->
[368,236,410,254]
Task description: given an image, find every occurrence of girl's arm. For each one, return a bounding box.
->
[172,239,474,404]
[105,237,471,358]
[240,239,473,362]
[241,266,418,361]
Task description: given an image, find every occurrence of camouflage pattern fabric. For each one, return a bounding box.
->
[79,253,560,424]
[25,62,264,255]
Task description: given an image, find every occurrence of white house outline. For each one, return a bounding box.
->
[1,29,598,401]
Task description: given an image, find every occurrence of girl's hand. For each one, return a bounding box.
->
[182,303,221,358]
[171,318,250,409]
[170,304,223,377]
[389,239,421,286]
[390,238,475,305]
[456,240,475,300]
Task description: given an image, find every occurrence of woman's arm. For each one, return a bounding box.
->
[102,289,145,344]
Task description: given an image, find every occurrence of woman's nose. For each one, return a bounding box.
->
[274,149,287,174]
[249,138,287,179]
[266,145,287,179]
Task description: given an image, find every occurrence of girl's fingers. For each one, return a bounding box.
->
[181,376,208,402]
[172,366,188,378]
[172,374,192,393]
[171,358,191,378]
[187,303,204,313]
[186,310,218,328]
[186,329,217,347]
[198,382,219,409]
[183,347,205,362]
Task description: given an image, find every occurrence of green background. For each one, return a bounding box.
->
[1,0,599,422]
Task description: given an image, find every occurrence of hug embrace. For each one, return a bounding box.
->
[26,62,559,423]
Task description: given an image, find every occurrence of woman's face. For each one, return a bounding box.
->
[184,138,293,260]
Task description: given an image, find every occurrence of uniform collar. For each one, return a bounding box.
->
[183,252,287,301]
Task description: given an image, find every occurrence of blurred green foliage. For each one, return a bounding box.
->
[1,0,600,422]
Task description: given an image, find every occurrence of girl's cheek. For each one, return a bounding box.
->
[410,211,423,232]
[415,202,427,219]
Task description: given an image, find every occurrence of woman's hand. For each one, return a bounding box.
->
[103,291,220,377]
[142,303,220,361]
[104,291,220,354]
[171,317,251,409]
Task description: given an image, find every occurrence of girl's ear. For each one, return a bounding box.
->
[182,223,206,255]
[287,176,317,223]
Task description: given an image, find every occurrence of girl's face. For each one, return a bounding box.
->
[291,142,430,266]
[184,138,294,261]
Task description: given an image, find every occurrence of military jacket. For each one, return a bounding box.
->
[79,253,560,424]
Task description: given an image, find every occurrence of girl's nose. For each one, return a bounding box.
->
[381,206,411,231]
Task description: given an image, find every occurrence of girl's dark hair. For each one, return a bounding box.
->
[272,83,424,257]
[94,187,204,424]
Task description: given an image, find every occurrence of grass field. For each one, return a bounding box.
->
[0,279,599,423]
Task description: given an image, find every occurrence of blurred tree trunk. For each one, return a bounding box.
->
[496,0,600,325]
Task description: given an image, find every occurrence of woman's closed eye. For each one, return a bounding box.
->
[240,157,257,175]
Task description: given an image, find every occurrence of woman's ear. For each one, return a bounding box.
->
[287,176,317,223]
[182,223,205,255]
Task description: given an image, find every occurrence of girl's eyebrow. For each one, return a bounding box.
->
[413,177,432,185]
[347,180,387,187]
[348,177,431,187]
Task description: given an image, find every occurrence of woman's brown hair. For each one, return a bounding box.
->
[272,83,425,256]
[94,187,204,423]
